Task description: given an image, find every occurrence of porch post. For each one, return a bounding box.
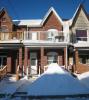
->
[19,47,22,70]
[28,48,30,75]
[40,47,44,74]
[24,47,28,74]
[7,51,12,73]
[75,49,79,73]
[64,46,68,69]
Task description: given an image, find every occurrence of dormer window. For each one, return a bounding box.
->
[76,29,87,42]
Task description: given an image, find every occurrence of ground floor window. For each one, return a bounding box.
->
[47,52,58,64]
[0,56,7,68]
[79,54,89,64]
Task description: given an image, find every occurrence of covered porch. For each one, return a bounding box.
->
[23,41,74,77]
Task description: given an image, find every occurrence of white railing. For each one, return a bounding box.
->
[23,31,64,42]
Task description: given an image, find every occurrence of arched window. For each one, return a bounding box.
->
[47,52,58,64]
[47,29,58,41]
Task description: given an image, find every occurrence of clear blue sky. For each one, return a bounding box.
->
[0,0,89,20]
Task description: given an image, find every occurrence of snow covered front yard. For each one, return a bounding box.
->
[0,63,89,100]
[27,63,89,97]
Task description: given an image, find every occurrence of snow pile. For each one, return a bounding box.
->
[27,63,89,96]
[78,71,89,89]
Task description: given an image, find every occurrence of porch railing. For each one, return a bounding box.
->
[0,65,7,79]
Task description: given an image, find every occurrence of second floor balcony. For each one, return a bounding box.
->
[0,30,65,43]
[23,31,64,42]
[0,32,23,41]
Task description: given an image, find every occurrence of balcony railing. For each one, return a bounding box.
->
[0,31,65,42]
[0,32,23,40]
[23,31,64,42]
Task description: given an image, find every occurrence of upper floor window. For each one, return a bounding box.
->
[76,29,87,42]
[47,29,58,41]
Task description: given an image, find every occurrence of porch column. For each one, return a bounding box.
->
[40,47,44,74]
[7,51,12,73]
[75,49,79,72]
[24,47,28,74]
[64,47,68,69]
[19,47,22,68]
[58,55,63,66]
[28,48,30,75]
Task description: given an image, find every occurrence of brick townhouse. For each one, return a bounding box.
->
[0,4,89,78]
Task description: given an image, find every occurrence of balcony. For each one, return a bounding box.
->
[0,32,23,40]
[23,31,64,42]
[0,31,65,43]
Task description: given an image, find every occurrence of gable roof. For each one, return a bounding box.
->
[71,4,89,26]
[0,7,13,23]
[41,7,63,26]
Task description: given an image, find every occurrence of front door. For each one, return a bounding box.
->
[30,53,37,75]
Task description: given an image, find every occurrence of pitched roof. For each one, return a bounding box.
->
[41,7,63,26]
[0,7,13,23]
[71,4,89,26]
[13,7,63,27]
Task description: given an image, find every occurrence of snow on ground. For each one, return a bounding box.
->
[0,76,27,94]
[27,63,89,96]
[78,71,89,89]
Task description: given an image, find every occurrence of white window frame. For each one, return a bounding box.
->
[76,29,88,42]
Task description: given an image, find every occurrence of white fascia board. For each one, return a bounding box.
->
[41,7,63,26]
[74,42,89,47]
[0,40,21,43]
[71,4,81,22]
[22,40,71,47]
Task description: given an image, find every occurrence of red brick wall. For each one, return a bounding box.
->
[75,49,89,74]
[7,51,12,73]
[24,47,28,73]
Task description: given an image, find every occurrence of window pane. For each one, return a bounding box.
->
[76,30,87,37]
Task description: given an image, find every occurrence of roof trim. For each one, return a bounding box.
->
[41,7,63,26]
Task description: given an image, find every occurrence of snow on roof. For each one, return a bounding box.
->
[27,63,88,96]
[78,71,89,89]
[13,19,42,26]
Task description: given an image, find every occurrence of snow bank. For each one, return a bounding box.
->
[27,63,89,96]
[0,77,27,94]
[78,71,89,89]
